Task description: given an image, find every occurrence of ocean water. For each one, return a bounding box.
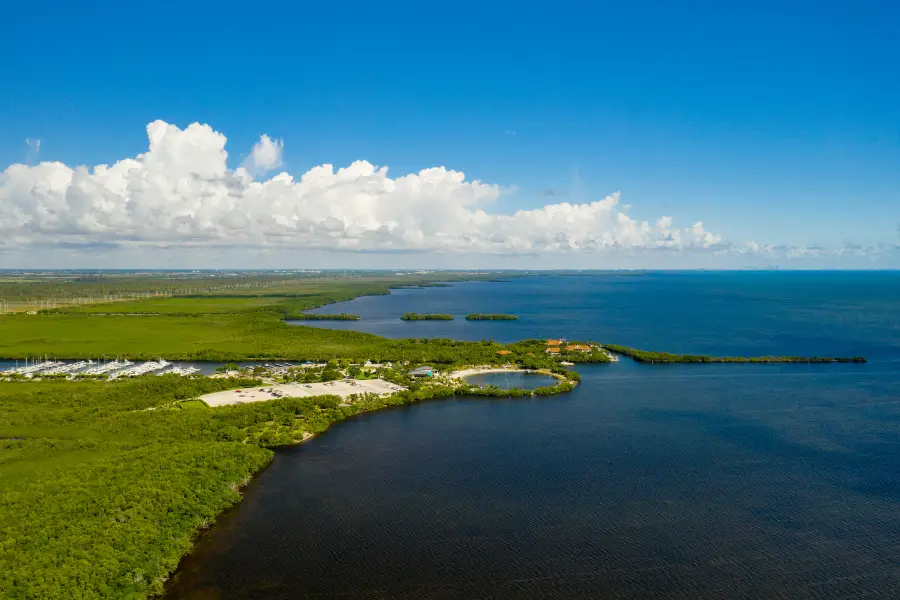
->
[166,273,900,599]
[290,271,900,361]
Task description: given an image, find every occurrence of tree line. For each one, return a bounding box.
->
[603,344,867,364]
[401,313,454,320]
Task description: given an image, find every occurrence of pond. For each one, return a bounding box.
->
[463,371,558,390]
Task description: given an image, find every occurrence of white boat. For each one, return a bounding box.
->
[156,365,200,377]
[80,359,133,376]
[109,359,170,379]
[6,360,64,376]
[41,360,94,375]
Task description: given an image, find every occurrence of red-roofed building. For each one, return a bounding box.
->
[566,344,591,352]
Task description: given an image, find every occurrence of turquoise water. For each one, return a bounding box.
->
[167,273,900,599]
[463,371,558,390]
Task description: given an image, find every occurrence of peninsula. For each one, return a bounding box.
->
[603,344,868,364]
[0,271,869,600]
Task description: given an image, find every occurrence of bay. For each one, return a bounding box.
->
[166,272,900,599]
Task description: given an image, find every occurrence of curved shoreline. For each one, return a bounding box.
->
[5,273,874,598]
[450,366,534,379]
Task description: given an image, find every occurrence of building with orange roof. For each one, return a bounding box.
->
[566,344,591,352]
[496,350,512,356]
[546,347,561,354]
[546,339,562,346]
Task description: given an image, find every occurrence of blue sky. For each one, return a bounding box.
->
[1,0,898,268]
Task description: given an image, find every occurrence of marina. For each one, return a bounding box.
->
[3,359,65,377]
[39,360,94,374]
[156,365,201,376]
[79,359,133,376]
[108,359,170,379]
[0,358,203,379]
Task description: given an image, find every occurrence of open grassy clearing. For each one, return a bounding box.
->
[0,275,521,361]
[0,312,523,362]
[44,296,280,314]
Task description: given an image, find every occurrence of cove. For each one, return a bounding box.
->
[163,360,900,599]
[164,272,900,598]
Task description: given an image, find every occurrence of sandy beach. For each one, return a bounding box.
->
[449,366,535,379]
[200,378,406,407]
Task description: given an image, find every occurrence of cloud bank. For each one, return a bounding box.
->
[0,120,730,257]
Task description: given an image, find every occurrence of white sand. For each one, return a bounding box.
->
[200,378,406,407]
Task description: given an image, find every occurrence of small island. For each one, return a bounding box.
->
[292,313,360,321]
[401,313,454,320]
[466,313,518,320]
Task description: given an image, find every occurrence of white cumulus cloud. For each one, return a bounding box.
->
[241,134,283,178]
[1,120,728,256]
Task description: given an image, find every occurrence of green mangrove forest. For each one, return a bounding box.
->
[0,359,581,599]
[465,313,518,320]
[291,313,360,320]
[400,312,454,321]
[603,344,868,364]
[0,272,871,599]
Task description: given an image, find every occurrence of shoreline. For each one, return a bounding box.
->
[159,373,568,595]
[5,274,874,598]
[450,366,568,382]
[450,366,534,379]
[162,363,582,594]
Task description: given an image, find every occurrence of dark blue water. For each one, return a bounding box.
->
[166,273,900,599]
[290,272,900,361]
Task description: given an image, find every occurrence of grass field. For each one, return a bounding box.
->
[0,312,516,363]
[0,275,519,362]
[176,399,209,409]
[43,296,280,314]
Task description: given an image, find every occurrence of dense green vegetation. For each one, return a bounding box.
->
[0,274,865,368]
[401,312,454,320]
[0,271,870,599]
[465,313,518,320]
[0,278,519,363]
[290,313,360,320]
[603,344,868,364]
[41,296,277,315]
[0,271,517,313]
[1,377,271,599]
[1,362,579,599]
[0,312,524,363]
[505,339,613,364]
